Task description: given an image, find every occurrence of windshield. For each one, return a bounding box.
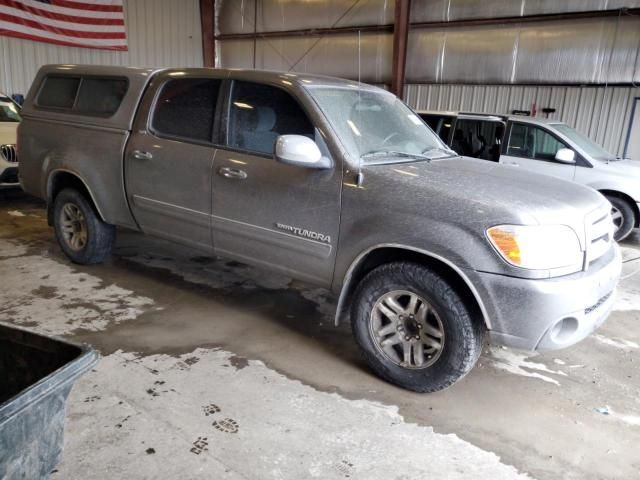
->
[306,86,452,164]
[553,123,615,161]
[0,97,21,123]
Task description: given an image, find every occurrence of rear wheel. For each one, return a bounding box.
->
[606,195,635,242]
[351,262,485,393]
[53,188,115,264]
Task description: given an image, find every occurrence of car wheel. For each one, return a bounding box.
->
[351,262,485,393]
[606,195,635,242]
[53,188,115,264]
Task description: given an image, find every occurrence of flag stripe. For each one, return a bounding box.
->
[0,27,127,49]
[0,13,125,37]
[0,5,124,29]
[5,0,125,19]
[0,0,127,50]
[50,0,123,13]
[0,1,124,24]
[0,21,126,45]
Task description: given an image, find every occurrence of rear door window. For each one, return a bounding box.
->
[226,81,314,156]
[151,78,222,143]
[451,119,504,161]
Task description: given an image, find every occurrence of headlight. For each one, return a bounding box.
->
[487,225,583,271]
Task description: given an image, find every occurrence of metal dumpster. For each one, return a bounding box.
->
[0,322,98,479]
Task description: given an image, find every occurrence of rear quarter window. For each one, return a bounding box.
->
[37,76,80,109]
[36,75,128,116]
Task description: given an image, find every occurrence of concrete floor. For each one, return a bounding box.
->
[1,188,639,480]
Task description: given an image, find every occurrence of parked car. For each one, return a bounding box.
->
[0,93,20,186]
[19,65,621,392]
[419,111,640,241]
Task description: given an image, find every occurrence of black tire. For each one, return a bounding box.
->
[606,195,635,242]
[53,188,115,264]
[351,262,485,393]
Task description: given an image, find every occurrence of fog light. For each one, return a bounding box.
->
[549,317,579,343]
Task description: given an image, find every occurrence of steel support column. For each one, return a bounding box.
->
[391,0,411,99]
[200,0,216,67]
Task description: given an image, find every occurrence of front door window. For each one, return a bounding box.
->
[507,123,570,162]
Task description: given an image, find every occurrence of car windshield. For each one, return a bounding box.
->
[0,97,21,122]
[553,123,616,162]
[306,86,452,164]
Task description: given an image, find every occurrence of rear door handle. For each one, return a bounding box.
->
[218,167,247,180]
[132,150,153,160]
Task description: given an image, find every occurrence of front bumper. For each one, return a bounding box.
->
[0,156,19,185]
[471,243,622,351]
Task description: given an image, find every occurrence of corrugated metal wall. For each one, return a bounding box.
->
[215,0,640,85]
[405,84,640,156]
[0,0,203,95]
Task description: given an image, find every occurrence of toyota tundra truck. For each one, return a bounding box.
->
[18,65,622,392]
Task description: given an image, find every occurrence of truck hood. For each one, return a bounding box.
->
[0,122,17,144]
[364,156,607,228]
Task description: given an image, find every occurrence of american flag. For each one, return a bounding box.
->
[0,0,127,51]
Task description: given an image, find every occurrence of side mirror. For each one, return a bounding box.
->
[555,148,576,164]
[275,135,331,169]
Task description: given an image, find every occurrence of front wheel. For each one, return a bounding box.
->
[606,195,635,242]
[351,262,485,393]
[53,188,115,264]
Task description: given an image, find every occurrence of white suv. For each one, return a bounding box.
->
[0,93,20,187]
[420,111,640,241]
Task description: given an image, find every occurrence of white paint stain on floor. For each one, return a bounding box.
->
[7,210,26,217]
[55,348,533,480]
[0,238,28,258]
[594,406,640,428]
[488,348,568,386]
[0,239,153,336]
[592,334,639,350]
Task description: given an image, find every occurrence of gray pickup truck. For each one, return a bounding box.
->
[19,65,621,392]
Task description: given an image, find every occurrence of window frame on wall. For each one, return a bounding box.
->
[148,76,224,146]
[220,79,317,159]
[35,74,129,117]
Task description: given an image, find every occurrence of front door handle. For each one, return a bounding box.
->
[132,150,153,160]
[218,167,247,180]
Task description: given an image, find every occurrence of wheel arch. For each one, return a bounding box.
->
[334,245,491,329]
[599,189,639,227]
[47,169,105,225]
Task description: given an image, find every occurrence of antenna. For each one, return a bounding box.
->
[356,29,364,187]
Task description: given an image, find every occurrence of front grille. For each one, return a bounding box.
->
[585,206,613,267]
[585,291,612,315]
[0,144,17,163]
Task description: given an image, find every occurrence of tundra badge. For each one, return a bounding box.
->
[275,223,331,244]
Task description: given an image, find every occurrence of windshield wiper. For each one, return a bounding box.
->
[360,150,430,160]
[421,147,458,159]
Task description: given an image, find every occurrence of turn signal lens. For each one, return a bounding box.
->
[487,225,583,271]
[487,227,522,265]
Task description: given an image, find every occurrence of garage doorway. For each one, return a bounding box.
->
[625,97,640,160]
